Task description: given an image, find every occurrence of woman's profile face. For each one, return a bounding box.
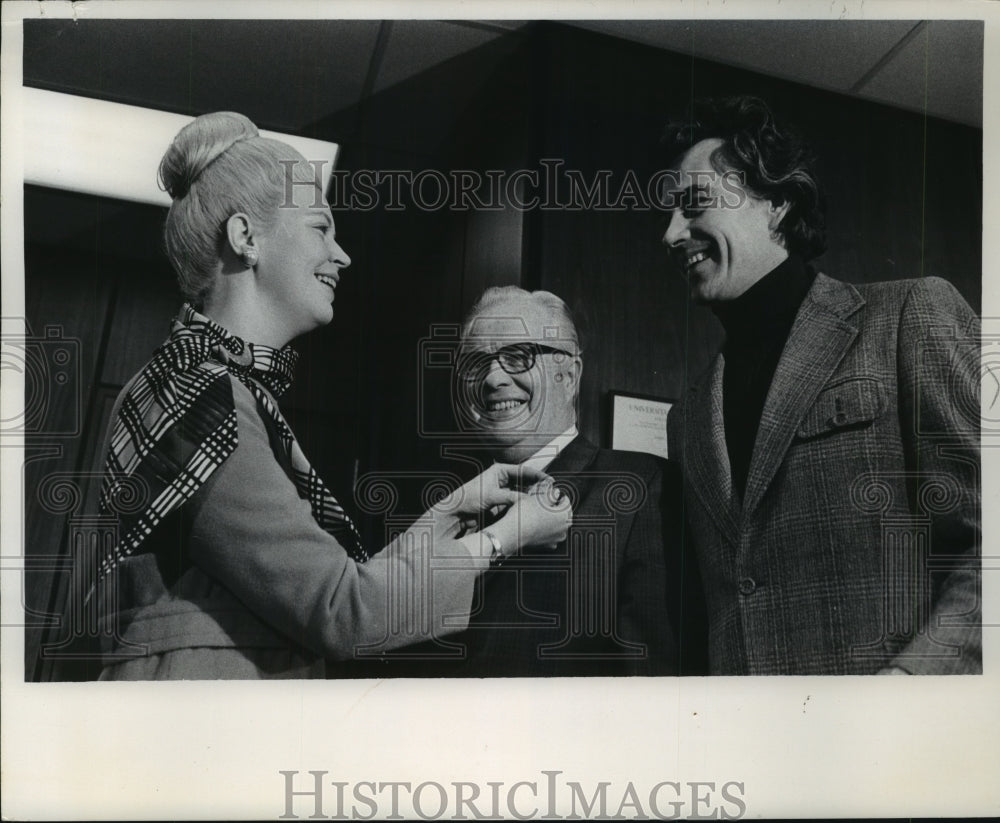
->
[253,168,350,341]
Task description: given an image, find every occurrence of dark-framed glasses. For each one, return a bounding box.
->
[456,342,575,383]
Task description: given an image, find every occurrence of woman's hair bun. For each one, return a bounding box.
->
[158,111,260,200]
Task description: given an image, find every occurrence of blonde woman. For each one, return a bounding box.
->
[94,112,571,679]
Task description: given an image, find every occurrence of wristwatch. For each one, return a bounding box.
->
[482,529,505,568]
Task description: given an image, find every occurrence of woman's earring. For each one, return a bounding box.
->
[243,248,259,268]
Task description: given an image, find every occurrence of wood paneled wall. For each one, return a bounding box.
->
[22,192,180,681]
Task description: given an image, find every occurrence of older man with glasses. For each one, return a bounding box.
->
[446,286,703,676]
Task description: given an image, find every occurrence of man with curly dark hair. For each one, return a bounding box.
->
[660,96,981,675]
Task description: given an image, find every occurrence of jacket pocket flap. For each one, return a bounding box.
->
[797,378,886,439]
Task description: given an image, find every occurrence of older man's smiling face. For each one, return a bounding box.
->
[458,297,580,462]
[661,138,789,303]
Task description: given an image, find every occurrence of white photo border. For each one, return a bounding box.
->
[2,1,998,819]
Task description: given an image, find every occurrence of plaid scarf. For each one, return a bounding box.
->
[98,304,368,579]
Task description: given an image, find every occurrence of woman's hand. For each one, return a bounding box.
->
[435,463,553,518]
[488,479,573,553]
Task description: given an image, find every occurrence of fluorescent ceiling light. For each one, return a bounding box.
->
[22,88,340,207]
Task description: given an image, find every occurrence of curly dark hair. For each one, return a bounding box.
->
[662,96,827,261]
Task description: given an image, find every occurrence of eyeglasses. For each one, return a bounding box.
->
[456,342,575,383]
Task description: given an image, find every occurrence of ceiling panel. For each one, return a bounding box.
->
[480,20,531,30]
[23,19,382,132]
[374,21,515,94]
[23,17,981,148]
[569,19,981,127]
[190,21,381,131]
[858,20,983,128]
[357,22,529,163]
[570,20,916,92]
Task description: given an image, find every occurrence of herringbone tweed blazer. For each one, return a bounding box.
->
[668,274,981,675]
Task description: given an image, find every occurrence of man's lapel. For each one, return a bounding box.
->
[741,273,866,519]
[545,435,598,483]
[681,357,741,546]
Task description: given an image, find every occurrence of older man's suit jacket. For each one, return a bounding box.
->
[668,274,981,675]
[457,435,700,676]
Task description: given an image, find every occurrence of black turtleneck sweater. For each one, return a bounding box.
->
[711,255,817,500]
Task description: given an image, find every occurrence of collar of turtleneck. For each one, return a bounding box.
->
[711,254,817,344]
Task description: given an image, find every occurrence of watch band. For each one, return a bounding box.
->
[482,529,505,568]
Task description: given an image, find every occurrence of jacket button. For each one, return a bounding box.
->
[738,577,757,595]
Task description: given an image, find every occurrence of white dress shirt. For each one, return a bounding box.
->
[518,425,579,473]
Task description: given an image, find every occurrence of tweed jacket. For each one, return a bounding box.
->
[455,435,692,676]
[668,274,980,675]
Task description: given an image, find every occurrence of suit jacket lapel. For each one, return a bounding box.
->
[681,357,741,546]
[741,273,866,519]
[540,436,600,535]
[545,435,598,478]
